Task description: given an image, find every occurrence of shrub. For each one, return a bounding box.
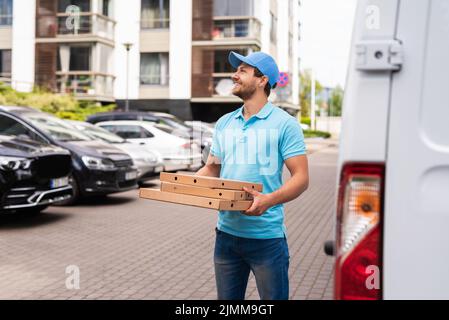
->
[303,130,331,139]
[301,117,311,126]
[0,82,116,121]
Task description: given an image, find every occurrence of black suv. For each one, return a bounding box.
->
[0,106,138,204]
[0,135,73,214]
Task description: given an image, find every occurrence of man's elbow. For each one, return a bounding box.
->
[296,173,309,197]
[303,175,309,192]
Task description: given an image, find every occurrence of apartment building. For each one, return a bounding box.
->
[0,0,301,121]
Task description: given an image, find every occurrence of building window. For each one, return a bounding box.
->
[140,53,169,85]
[57,45,91,71]
[270,12,277,43]
[0,0,12,26]
[213,19,249,39]
[141,0,170,29]
[0,49,11,78]
[58,0,91,12]
[214,49,248,73]
[101,0,111,16]
[213,0,253,16]
[69,46,91,70]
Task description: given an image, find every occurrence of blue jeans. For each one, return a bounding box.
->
[214,228,290,300]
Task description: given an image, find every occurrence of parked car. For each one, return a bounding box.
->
[0,106,138,204]
[0,134,73,214]
[86,111,212,150]
[96,120,203,172]
[325,0,449,300]
[66,120,164,183]
[184,120,214,136]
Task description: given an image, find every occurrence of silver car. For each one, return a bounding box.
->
[67,120,163,183]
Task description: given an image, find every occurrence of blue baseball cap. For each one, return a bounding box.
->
[228,51,280,88]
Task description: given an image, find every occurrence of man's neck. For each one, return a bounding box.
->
[242,96,269,120]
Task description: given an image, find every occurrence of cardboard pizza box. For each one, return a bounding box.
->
[160,182,253,201]
[160,172,263,192]
[139,188,253,211]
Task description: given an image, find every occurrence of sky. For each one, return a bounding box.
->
[298,0,358,88]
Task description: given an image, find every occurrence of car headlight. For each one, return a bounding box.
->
[81,156,115,170]
[0,156,32,171]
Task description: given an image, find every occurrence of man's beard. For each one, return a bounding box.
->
[232,83,257,100]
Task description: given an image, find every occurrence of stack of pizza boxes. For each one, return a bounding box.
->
[139,172,262,211]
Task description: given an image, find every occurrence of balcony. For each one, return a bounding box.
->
[191,72,240,102]
[211,17,261,45]
[37,13,115,44]
[57,13,115,41]
[56,72,115,101]
[212,73,233,97]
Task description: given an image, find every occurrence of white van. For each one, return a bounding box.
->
[326,0,449,299]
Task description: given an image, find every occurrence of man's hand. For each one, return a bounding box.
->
[242,187,274,216]
[241,155,309,216]
[196,154,221,178]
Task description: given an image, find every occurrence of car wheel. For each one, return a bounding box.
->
[54,174,80,206]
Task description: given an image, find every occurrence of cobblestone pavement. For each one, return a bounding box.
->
[0,139,338,300]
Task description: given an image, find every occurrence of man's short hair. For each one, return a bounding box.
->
[254,67,277,97]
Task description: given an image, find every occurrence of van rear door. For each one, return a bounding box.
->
[384,0,449,299]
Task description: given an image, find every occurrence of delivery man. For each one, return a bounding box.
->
[196,51,309,300]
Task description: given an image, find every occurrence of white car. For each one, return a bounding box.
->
[328,0,449,300]
[96,120,203,172]
[66,120,164,182]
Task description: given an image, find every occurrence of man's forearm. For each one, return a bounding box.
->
[196,165,220,177]
[267,173,308,207]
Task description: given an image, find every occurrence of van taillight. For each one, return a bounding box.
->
[335,163,384,300]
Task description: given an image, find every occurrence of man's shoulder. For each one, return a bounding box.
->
[270,106,300,129]
[214,107,241,130]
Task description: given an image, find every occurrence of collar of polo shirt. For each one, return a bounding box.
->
[234,102,275,120]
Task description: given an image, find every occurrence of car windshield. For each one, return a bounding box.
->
[21,113,91,142]
[77,124,126,144]
[158,116,190,131]
[154,123,191,139]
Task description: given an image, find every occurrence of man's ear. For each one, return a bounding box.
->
[259,76,269,88]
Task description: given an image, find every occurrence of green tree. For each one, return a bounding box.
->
[328,85,344,116]
[299,70,323,118]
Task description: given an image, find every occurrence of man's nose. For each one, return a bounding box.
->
[231,73,239,82]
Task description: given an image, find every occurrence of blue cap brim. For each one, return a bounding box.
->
[229,51,251,69]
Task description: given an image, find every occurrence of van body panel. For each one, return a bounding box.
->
[384,0,449,299]
[338,0,399,170]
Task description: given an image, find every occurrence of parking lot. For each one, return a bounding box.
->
[0,139,337,300]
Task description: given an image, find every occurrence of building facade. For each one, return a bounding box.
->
[0,0,301,121]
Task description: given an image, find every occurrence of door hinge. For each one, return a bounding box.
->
[355,40,403,71]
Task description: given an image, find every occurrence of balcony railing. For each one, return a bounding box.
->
[212,17,261,41]
[212,73,234,97]
[56,72,114,99]
[37,13,115,40]
[0,14,12,26]
[141,18,170,30]
[140,74,170,86]
[0,74,11,85]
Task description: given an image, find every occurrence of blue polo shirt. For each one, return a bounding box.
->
[210,102,306,239]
